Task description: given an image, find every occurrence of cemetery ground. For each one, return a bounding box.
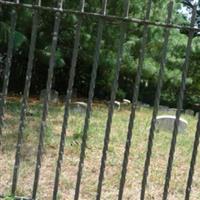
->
[0,97,200,200]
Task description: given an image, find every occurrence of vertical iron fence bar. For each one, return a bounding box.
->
[117,0,152,199]
[96,1,129,200]
[184,113,200,200]
[73,1,108,200]
[11,0,41,196]
[32,1,63,199]
[0,0,18,142]
[140,1,173,200]
[162,5,197,200]
[52,1,85,199]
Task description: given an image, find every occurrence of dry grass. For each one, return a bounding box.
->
[0,99,200,200]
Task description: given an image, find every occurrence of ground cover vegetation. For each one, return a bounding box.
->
[0,100,199,199]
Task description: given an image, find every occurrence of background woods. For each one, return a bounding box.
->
[0,0,200,108]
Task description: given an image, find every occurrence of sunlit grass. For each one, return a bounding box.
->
[0,99,199,200]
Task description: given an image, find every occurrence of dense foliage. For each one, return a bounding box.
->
[0,0,200,108]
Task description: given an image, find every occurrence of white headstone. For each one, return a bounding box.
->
[121,99,131,109]
[156,115,188,133]
[123,99,131,104]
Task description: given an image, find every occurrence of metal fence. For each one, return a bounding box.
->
[0,0,200,199]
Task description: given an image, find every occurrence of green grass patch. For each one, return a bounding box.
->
[0,99,199,200]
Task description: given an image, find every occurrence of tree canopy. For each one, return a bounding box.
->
[0,0,200,108]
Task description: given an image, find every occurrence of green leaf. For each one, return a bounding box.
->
[0,21,27,49]
[37,46,65,68]
[13,31,27,49]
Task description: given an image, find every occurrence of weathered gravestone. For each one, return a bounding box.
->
[40,89,59,104]
[185,109,194,116]
[168,108,177,114]
[195,112,200,119]
[156,115,188,133]
[105,100,121,111]
[69,102,87,113]
[159,105,169,112]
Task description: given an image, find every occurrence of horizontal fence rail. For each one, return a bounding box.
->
[1,0,200,32]
[0,0,200,199]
